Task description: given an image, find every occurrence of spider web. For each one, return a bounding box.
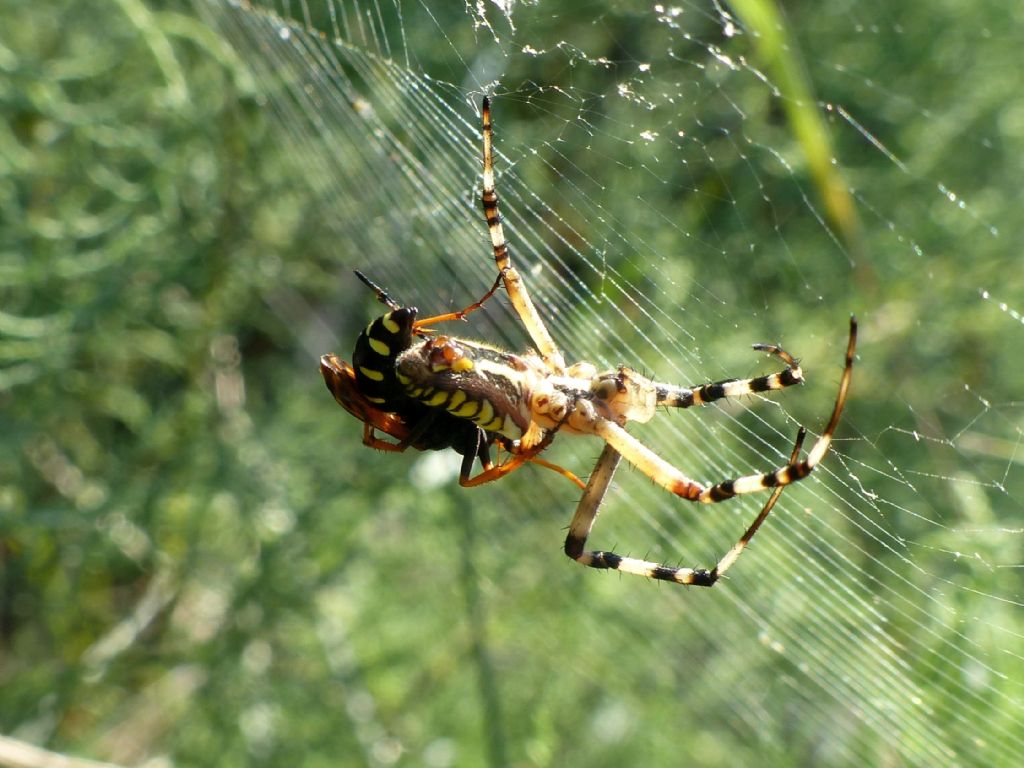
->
[194,1,1023,765]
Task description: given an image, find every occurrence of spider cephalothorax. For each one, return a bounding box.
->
[321,97,856,586]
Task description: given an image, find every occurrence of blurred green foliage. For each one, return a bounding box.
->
[2,0,1022,767]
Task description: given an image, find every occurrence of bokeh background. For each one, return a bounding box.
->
[3,1,1022,766]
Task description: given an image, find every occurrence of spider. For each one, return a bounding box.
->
[321,96,856,586]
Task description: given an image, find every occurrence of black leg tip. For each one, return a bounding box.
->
[689,568,719,587]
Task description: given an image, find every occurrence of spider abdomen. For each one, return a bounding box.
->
[395,336,532,439]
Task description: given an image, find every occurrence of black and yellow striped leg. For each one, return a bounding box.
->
[658,343,804,409]
[591,317,854,505]
[565,430,804,586]
[563,443,625,570]
[695,427,805,585]
[481,97,567,374]
[696,316,856,503]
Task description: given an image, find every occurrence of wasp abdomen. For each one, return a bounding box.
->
[352,307,417,406]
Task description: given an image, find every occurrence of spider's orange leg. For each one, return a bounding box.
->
[459,452,533,487]
[413,273,504,330]
[458,429,585,490]
[528,456,585,490]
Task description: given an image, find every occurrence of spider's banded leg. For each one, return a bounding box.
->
[658,344,804,409]
[692,427,806,586]
[594,316,855,503]
[481,97,566,374]
[697,316,856,500]
[563,444,623,566]
[564,430,805,585]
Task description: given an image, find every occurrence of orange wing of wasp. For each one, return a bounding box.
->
[320,354,413,451]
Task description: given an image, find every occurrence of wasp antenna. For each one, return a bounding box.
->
[353,269,401,311]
